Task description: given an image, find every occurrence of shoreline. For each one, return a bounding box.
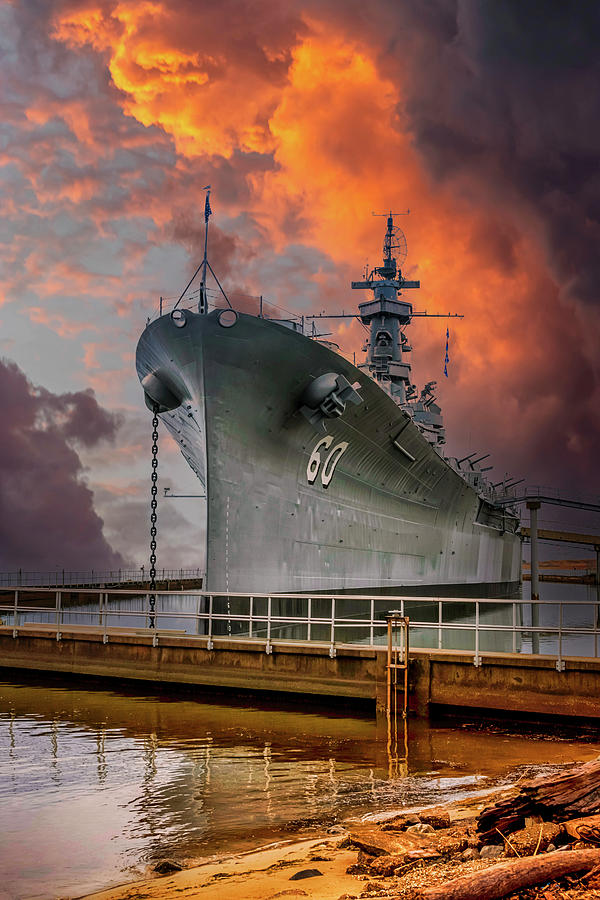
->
[78,753,600,900]
[73,783,541,900]
[78,836,361,900]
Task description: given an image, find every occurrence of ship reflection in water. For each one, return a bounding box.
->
[2,675,599,900]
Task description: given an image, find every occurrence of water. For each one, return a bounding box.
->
[1,674,599,900]
[520,580,600,656]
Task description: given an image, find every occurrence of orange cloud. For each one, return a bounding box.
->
[52,1,299,158]
[46,1,599,489]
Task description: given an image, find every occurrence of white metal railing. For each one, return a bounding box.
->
[1,588,599,671]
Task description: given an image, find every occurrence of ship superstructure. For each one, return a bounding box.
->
[136,211,521,596]
[352,213,445,445]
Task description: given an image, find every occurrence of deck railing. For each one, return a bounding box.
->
[2,588,600,671]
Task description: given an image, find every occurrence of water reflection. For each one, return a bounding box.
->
[1,674,599,900]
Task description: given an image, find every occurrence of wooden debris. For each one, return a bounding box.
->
[343,825,434,858]
[562,813,600,843]
[478,759,600,842]
[381,807,451,833]
[368,848,441,876]
[416,848,600,900]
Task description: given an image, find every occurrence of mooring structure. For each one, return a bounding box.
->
[3,588,600,721]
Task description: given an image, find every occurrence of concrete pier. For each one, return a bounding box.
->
[2,623,600,721]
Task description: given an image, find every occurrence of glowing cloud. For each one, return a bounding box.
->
[52,1,303,158]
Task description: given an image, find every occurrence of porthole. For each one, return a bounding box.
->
[218,309,238,328]
[171,309,187,328]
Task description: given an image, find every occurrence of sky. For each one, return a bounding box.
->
[1,0,600,571]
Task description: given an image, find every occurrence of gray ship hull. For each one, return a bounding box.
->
[136,309,521,595]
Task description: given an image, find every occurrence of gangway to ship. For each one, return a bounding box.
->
[496,486,600,513]
[520,527,600,547]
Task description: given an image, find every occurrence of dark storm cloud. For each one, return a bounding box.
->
[0,358,127,569]
[314,0,600,492]
[399,1,600,308]
[4,0,599,514]
[38,385,123,447]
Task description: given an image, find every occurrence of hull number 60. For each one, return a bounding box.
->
[307,436,349,488]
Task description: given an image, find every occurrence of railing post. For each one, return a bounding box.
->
[594,592,598,659]
[307,597,312,642]
[594,544,600,657]
[438,599,443,650]
[527,499,541,654]
[556,601,565,671]
[474,600,481,666]
[369,597,374,646]
[195,593,201,636]
[102,592,108,643]
[329,596,336,658]
[266,596,272,654]
[13,589,18,637]
[249,596,253,639]
[56,590,62,641]
[207,595,214,649]
[512,602,517,654]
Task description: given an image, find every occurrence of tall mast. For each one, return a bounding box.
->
[199,186,211,315]
[351,212,419,405]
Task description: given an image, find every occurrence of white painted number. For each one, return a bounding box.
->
[307,436,333,483]
[306,436,349,488]
[321,441,349,487]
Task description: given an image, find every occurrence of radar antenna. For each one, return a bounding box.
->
[384,224,407,268]
[372,210,410,275]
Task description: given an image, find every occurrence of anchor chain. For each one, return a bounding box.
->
[149,404,159,628]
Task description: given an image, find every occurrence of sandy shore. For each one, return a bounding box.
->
[79,836,360,900]
[78,787,508,900]
[79,753,600,900]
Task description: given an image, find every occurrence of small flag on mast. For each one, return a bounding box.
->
[204,189,212,223]
[444,327,450,377]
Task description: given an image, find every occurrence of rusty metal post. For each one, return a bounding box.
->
[386,611,409,778]
[385,613,409,718]
[386,611,393,719]
[403,613,409,715]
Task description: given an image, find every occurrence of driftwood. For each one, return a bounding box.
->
[478,758,600,842]
[562,813,600,843]
[417,848,600,900]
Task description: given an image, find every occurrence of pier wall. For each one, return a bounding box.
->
[1,624,600,721]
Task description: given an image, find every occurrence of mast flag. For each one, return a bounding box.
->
[444,327,450,377]
[204,187,212,223]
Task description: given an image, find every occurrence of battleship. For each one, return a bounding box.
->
[136,211,521,596]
